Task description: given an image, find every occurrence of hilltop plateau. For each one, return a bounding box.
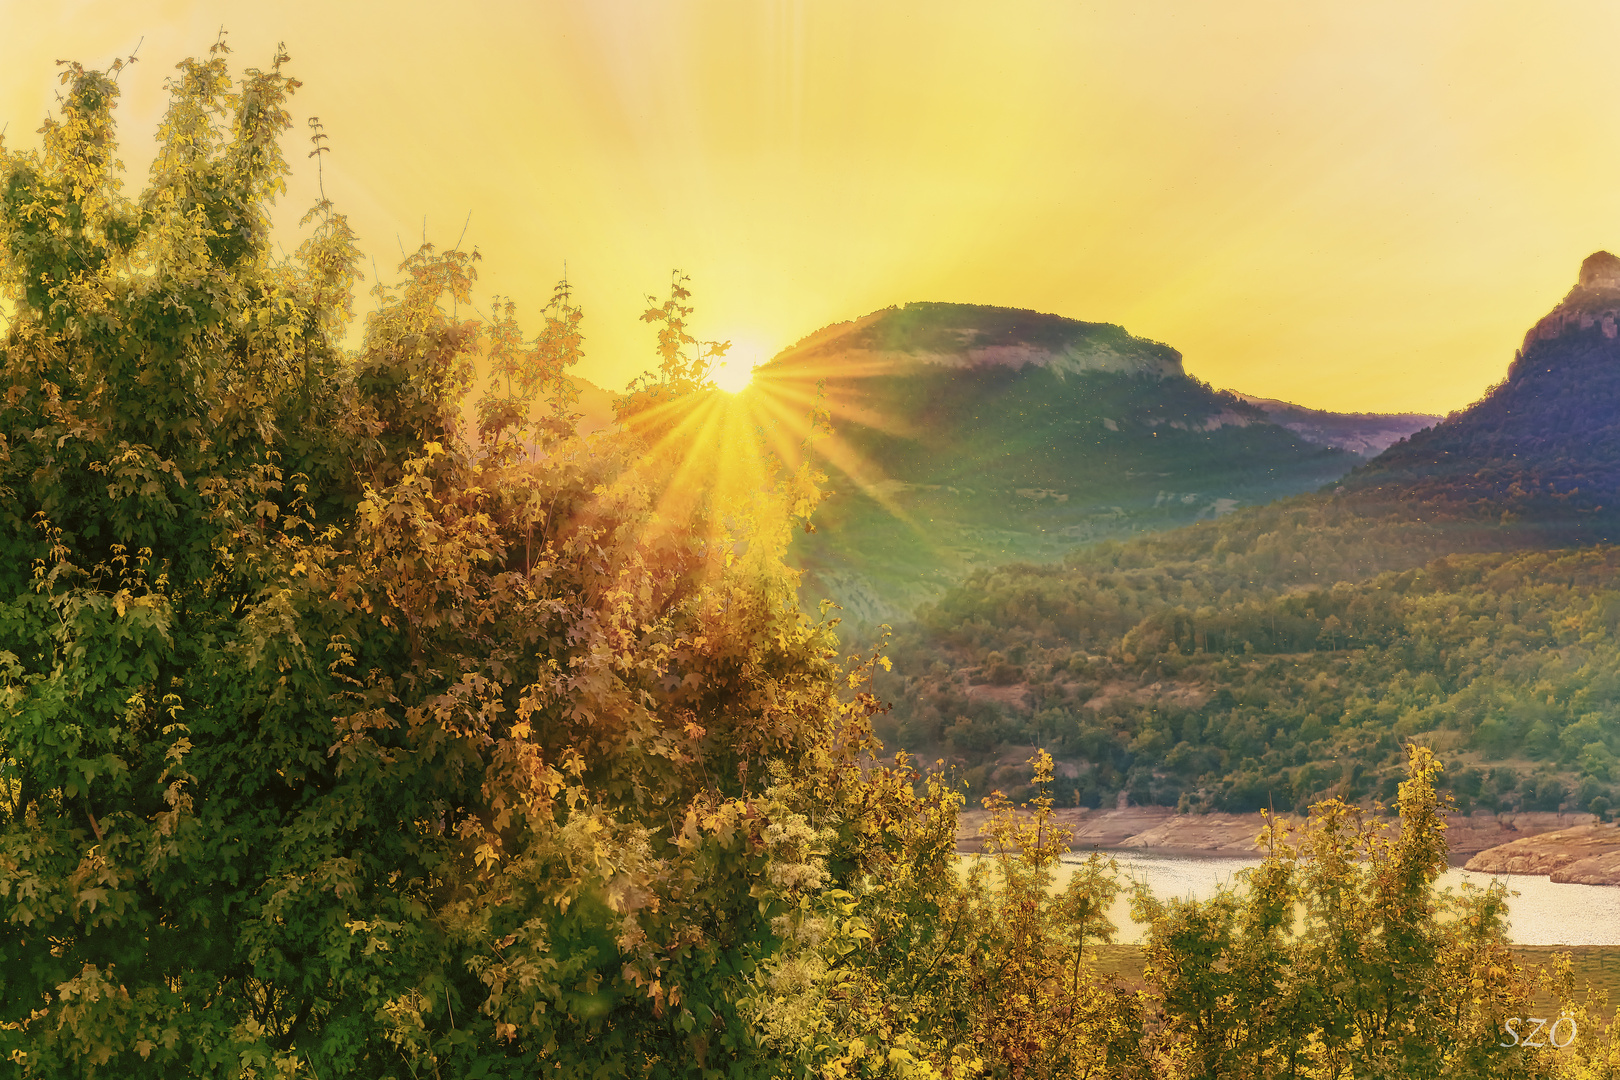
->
[755,302,1424,628]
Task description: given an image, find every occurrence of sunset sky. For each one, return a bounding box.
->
[6,1,1620,413]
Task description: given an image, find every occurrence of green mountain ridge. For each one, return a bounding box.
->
[758,301,1426,629]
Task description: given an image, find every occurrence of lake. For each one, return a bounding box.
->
[1055,851,1620,946]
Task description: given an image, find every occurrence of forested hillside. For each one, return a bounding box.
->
[882,520,1620,814]
[880,253,1620,812]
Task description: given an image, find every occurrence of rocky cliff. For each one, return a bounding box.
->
[769,302,1188,380]
[1521,250,1620,349]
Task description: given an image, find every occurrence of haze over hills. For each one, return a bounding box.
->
[1235,394,1439,458]
[751,302,1422,627]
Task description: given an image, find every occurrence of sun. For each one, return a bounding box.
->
[712,350,760,394]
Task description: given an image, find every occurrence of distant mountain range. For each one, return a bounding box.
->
[747,302,1433,628]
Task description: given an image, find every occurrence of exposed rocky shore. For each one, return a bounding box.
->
[956,807,1617,883]
[1462,823,1620,884]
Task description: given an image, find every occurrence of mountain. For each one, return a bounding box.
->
[753,302,1402,627]
[865,255,1620,815]
[1235,394,1439,458]
[1340,251,1620,542]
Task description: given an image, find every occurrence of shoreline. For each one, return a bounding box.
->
[954,806,1620,884]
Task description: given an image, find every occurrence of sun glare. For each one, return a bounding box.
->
[713,352,759,394]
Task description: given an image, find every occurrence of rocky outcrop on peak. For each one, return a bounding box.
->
[1523,250,1620,349]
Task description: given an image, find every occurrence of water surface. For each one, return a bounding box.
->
[1055,851,1620,945]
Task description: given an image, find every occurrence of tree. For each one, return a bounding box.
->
[1133,745,1564,1080]
[0,41,865,1078]
[958,751,1146,1079]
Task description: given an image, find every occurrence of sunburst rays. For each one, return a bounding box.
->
[614,355,953,598]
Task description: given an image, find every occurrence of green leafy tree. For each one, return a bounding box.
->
[957,751,1146,1079]
[1133,745,1564,1079]
[0,42,875,1079]
[615,271,732,422]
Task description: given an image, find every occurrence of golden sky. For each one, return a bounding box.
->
[6,1,1620,413]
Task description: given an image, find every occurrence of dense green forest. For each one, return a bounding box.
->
[6,41,1620,1080]
[879,495,1620,812]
